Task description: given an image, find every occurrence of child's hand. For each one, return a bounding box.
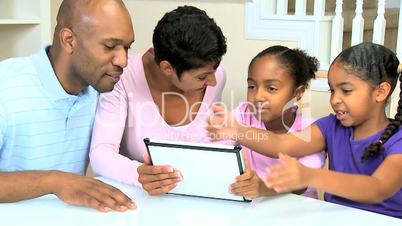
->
[137,153,182,195]
[229,169,266,199]
[206,104,242,141]
[264,153,311,193]
[229,149,266,199]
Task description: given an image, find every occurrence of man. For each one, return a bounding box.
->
[0,0,136,212]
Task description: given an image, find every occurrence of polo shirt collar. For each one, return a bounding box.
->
[31,46,75,101]
[30,46,98,104]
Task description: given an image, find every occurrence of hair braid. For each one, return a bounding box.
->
[361,70,402,162]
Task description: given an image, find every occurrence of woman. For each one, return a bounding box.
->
[89,6,227,195]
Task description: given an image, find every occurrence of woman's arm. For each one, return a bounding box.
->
[90,70,182,192]
[89,80,142,185]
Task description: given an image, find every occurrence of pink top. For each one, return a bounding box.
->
[89,51,226,186]
[233,102,326,198]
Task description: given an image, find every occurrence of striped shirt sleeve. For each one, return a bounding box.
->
[0,104,7,150]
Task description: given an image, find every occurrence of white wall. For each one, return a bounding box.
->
[51,0,62,33]
[124,0,299,108]
[50,0,331,118]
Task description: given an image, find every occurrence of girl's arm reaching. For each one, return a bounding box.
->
[265,153,402,204]
[207,104,326,158]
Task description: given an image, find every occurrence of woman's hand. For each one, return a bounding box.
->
[137,153,182,195]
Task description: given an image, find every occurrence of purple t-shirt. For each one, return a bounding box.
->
[316,114,402,218]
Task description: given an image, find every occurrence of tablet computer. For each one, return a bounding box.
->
[144,138,250,202]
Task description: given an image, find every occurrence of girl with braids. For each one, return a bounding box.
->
[227,46,325,199]
[207,42,402,218]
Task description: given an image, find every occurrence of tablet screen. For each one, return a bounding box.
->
[144,138,249,202]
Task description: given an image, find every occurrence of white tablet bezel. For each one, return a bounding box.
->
[144,138,250,202]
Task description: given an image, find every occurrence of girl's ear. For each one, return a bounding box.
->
[159,60,176,78]
[294,85,306,101]
[375,81,392,102]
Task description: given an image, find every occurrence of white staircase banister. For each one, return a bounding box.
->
[396,0,402,58]
[330,0,344,61]
[276,0,288,15]
[391,0,402,117]
[351,0,365,45]
[314,0,325,17]
[373,0,387,45]
[295,0,307,16]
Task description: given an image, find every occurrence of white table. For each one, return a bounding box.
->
[1,177,401,226]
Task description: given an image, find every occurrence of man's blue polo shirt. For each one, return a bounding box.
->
[0,47,98,175]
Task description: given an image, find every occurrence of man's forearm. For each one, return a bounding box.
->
[0,170,57,202]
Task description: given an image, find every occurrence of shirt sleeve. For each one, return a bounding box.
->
[213,66,227,102]
[0,104,6,151]
[296,115,329,169]
[298,151,326,169]
[89,80,142,186]
[314,114,335,142]
[384,129,402,156]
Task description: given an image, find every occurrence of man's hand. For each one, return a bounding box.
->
[137,153,182,195]
[50,171,137,212]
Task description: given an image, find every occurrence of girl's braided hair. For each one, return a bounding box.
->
[332,42,401,162]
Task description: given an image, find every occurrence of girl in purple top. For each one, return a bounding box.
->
[207,42,402,218]
[227,46,325,199]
